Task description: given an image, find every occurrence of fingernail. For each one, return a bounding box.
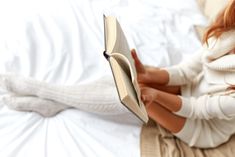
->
[131,49,136,52]
[131,50,135,56]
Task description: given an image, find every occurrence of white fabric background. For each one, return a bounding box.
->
[0,0,206,156]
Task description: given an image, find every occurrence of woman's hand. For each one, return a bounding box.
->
[140,86,158,104]
[140,86,182,113]
[131,49,155,84]
[131,49,169,85]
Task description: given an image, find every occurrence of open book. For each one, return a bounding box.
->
[103,15,148,123]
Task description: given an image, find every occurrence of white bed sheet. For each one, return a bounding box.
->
[0,0,206,156]
[0,101,141,157]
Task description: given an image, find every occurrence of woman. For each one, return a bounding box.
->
[131,0,235,148]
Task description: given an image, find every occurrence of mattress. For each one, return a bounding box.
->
[0,0,206,156]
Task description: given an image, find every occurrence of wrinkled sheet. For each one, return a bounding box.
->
[0,0,206,156]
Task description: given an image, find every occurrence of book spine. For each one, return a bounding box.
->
[103,51,110,60]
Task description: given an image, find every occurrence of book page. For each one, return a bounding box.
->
[109,57,148,123]
[109,53,142,107]
[112,19,137,81]
[113,18,143,106]
[104,16,148,122]
[104,16,137,81]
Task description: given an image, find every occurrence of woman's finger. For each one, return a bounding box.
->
[140,87,158,101]
[141,95,152,102]
[131,49,145,73]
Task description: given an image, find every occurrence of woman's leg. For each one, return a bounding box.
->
[146,100,186,133]
[0,74,127,115]
[3,95,70,117]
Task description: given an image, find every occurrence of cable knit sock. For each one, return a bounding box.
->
[3,94,70,117]
[0,74,127,115]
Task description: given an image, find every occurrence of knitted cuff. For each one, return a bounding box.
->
[162,66,183,86]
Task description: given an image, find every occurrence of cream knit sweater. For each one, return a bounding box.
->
[164,30,235,147]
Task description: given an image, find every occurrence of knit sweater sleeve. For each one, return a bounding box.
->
[163,49,203,85]
[174,95,235,120]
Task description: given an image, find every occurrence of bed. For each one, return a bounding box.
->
[0,0,207,156]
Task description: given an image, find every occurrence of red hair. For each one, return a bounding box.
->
[203,0,235,44]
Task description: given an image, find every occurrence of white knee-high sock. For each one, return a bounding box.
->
[0,74,128,115]
[3,94,70,117]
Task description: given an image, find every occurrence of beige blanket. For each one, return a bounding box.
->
[141,120,235,157]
